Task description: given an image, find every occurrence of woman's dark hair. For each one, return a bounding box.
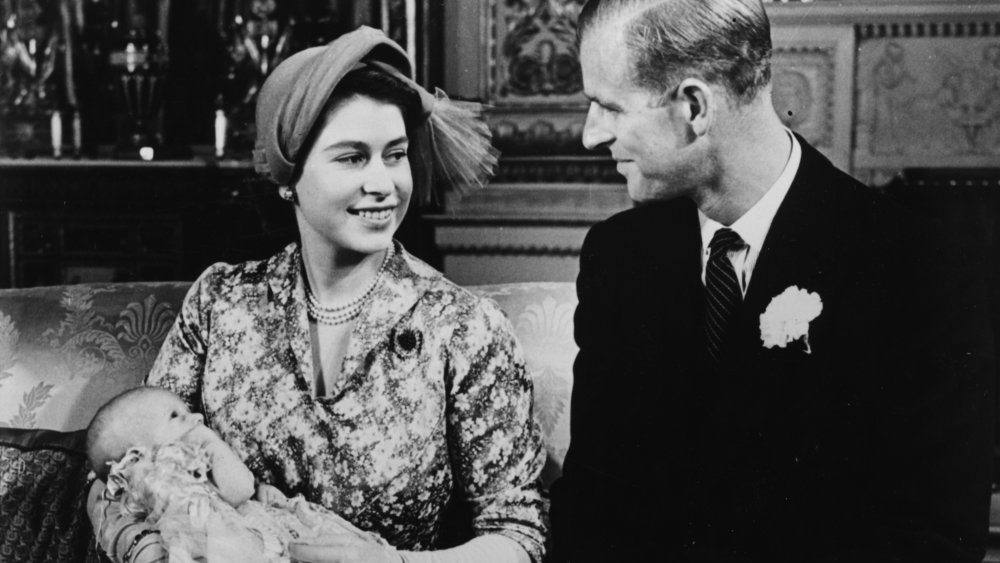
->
[288,67,429,193]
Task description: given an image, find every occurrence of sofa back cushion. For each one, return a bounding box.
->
[0,281,577,486]
[474,283,577,487]
[0,283,191,432]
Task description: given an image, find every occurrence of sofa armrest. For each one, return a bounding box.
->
[0,428,105,562]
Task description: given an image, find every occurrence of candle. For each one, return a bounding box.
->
[214,109,227,158]
[51,111,63,158]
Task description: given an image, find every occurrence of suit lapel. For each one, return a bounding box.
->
[738,137,840,357]
[699,139,844,463]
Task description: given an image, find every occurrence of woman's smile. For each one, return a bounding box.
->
[350,206,396,226]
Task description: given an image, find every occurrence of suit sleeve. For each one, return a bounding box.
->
[550,222,681,562]
[826,212,995,563]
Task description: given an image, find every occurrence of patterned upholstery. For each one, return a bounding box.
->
[0,430,104,563]
[0,280,577,562]
[0,283,192,432]
[475,283,577,488]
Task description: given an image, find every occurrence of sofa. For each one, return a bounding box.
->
[0,281,577,562]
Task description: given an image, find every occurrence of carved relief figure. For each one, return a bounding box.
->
[772,69,813,129]
[860,38,1000,159]
[934,67,994,151]
[979,43,1000,148]
[870,42,915,154]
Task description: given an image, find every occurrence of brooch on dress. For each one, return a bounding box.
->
[392,327,423,358]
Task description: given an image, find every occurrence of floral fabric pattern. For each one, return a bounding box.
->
[0,283,187,431]
[147,242,547,561]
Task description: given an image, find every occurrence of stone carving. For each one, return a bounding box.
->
[491,0,585,106]
[771,44,837,151]
[491,114,585,155]
[856,37,1000,162]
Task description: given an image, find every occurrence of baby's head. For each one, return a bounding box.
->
[86,386,204,480]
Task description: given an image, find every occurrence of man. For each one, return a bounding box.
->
[549,1,996,561]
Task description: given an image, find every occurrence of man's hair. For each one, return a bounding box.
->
[578,0,772,104]
[86,386,158,481]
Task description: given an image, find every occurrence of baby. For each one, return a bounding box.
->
[86,386,383,563]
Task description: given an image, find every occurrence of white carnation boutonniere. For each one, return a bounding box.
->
[759,286,823,353]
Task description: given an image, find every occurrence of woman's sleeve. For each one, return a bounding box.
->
[87,479,168,563]
[445,296,547,563]
[146,265,219,405]
[399,535,530,563]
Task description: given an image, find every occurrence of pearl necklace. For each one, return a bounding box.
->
[304,245,394,325]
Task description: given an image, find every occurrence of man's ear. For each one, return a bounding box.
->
[676,78,713,137]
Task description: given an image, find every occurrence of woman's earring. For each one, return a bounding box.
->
[278,186,297,203]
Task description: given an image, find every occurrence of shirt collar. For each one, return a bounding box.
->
[699,130,801,252]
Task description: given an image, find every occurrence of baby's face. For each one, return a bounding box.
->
[126,390,204,447]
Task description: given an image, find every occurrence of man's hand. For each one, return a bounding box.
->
[289,535,401,563]
[255,483,289,507]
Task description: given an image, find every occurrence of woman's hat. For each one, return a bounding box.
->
[253,25,497,199]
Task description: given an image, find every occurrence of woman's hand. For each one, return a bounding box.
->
[289,535,401,563]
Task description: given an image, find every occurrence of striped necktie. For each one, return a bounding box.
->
[704,227,745,364]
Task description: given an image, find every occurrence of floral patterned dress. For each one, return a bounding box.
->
[147,242,547,561]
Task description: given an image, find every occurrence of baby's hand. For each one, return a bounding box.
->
[256,483,289,507]
[182,423,220,446]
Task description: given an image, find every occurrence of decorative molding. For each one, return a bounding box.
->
[492,156,620,184]
[433,222,588,282]
[766,2,1000,28]
[433,244,581,257]
[433,222,590,259]
[489,110,588,157]
[436,182,630,222]
[857,21,1000,40]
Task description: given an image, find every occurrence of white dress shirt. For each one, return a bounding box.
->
[699,130,801,295]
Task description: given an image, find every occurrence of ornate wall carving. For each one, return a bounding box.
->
[855,34,1000,172]
[488,0,585,107]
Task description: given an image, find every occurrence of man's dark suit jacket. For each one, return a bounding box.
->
[550,137,995,562]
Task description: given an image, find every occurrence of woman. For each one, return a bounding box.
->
[88,26,546,563]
